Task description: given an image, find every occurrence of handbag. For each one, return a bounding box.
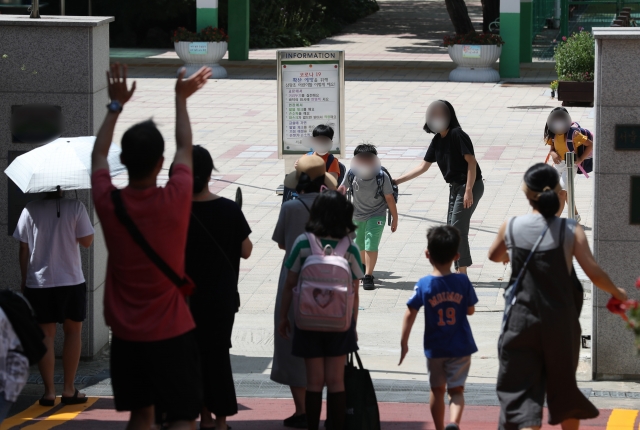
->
[344,352,381,430]
[111,189,195,296]
[501,221,550,333]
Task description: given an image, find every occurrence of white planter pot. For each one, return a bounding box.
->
[174,41,228,79]
[447,44,502,83]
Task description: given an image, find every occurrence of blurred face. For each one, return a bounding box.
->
[350,153,380,179]
[425,101,451,134]
[304,136,333,156]
[547,109,571,135]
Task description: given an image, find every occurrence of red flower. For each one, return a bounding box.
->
[635,277,640,288]
[608,297,629,321]
[562,36,567,41]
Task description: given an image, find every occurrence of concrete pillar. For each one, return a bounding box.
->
[0,15,113,358]
[229,0,250,61]
[520,0,533,63]
[197,0,218,32]
[500,0,521,78]
[592,27,640,379]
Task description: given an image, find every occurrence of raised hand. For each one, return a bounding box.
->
[175,67,212,100]
[107,63,136,105]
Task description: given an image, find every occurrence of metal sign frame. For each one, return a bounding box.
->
[277,50,345,159]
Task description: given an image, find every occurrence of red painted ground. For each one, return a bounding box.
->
[9,398,614,429]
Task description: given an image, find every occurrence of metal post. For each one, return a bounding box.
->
[29,0,41,18]
[566,151,576,220]
[61,0,65,15]
[560,0,568,37]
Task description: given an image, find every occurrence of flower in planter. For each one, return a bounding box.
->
[443,32,505,47]
[554,30,595,82]
[172,26,229,43]
[550,80,559,91]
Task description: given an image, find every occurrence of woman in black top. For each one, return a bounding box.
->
[395,100,484,274]
[180,146,253,430]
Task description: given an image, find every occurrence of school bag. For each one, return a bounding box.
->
[0,290,46,366]
[293,232,354,332]
[282,153,346,204]
[567,122,593,176]
[344,352,381,430]
[346,167,399,226]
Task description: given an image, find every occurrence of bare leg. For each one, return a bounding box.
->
[429,386,446,430]
[364,251,378,276]
[290,386,306,415]
[561,419,580,430]
[215,415,228,430]
[200,406,215,428]
[127,406,155,430]
[448,387,465,425]
[38,323,57,401]
[521,427,541,430]
[62,319,85,398]
[457,266,468,275]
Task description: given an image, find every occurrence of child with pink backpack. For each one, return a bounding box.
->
[278,190,364,430]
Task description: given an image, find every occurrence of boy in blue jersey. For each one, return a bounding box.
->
[399,225,478,430]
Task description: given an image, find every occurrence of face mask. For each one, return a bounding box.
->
[427,118,449,134]
[314,142,332,156]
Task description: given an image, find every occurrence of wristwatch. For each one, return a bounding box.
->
[106,100,123,113]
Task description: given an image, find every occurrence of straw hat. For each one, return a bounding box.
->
[284,154,338,190]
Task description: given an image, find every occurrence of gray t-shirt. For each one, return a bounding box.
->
[343,171,393,221]
[504,214,577,273]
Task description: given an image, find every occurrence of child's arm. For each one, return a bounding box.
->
[278,270,300,340]
[385,194,398,233]
[467,306,475,316]
[399,307,418,365]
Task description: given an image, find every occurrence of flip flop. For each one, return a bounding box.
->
[39,395,55,407]
[61,389,88,405]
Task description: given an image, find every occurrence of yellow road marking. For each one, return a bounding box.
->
[606,409,638,429]
[20,398,99,430]
[0,399,61,430]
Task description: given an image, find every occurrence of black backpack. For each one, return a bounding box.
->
[346,167,399,225]
[282,153,346,204]
[567,122,593,176]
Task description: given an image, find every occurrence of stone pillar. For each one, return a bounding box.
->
[229,0,250,61]
[0,15,113,358]
[593,27,640,379]
[499,0,521,78]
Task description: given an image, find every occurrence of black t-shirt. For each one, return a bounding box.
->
[424,127,482,185]
[186,198,251,320]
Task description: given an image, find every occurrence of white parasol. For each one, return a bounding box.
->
[4,136,126,193]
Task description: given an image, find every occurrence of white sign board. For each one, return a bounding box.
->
[277,50,345,156]
[462,45,481,58]
[189,42,208,55]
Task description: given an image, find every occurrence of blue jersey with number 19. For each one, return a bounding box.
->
[407,274,478,358]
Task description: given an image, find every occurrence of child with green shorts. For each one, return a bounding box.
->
[342,144,398,290]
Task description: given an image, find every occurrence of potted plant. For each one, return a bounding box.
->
[172,26,229,79]
[550,80,558,98]
[554,29,595,106]
[443,32,505,82]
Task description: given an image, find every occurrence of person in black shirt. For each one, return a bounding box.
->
[172,146,253,430]
[395,100,484,275]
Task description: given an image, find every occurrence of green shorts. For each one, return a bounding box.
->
[354,216,386,252]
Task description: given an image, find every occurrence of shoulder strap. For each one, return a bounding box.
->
[507,217,516,248]
[333,236,351,257]
[559,218,567,247]
[110,189,188,288]
[508,224,550,304]
[305,232,324,256]
[325,154,335,171]
[375,170,385,197]
[347,169,354,186]
[298,199,311,213]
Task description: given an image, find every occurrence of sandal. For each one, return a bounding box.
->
[61,389,88,405]
[39,395,55,407]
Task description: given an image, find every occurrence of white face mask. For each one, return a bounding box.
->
[314,142,333,156]
[427,118,449,134]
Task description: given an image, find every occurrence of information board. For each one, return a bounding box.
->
[462,45,481,58]
[277,50,345,156]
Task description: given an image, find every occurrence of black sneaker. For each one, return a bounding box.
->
[363,275,375,290]
[444,423,460,430]
[283,413,307,429]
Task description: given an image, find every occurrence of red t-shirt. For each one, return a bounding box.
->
[91,165,195,342]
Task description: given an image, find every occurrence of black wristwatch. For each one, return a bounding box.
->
[106,100,123,113]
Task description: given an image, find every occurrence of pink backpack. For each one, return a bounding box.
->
[294,232,355,332]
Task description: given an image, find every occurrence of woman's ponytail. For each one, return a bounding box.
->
[523,163,561,218]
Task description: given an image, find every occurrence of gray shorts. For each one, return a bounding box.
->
[426,355,471,389]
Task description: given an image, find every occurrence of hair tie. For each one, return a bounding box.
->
[542,186,551,192]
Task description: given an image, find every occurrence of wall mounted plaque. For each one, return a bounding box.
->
[615,125,640,150]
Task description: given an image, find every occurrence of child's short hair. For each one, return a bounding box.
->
[354,143,378,156]
[313,124,334,140]
[427,226,460,265]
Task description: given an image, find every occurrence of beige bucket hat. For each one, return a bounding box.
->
[284,154,338,190]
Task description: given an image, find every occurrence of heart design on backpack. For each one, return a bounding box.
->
[313,288,334,308]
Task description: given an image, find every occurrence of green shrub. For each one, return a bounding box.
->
[554,30,595,82]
